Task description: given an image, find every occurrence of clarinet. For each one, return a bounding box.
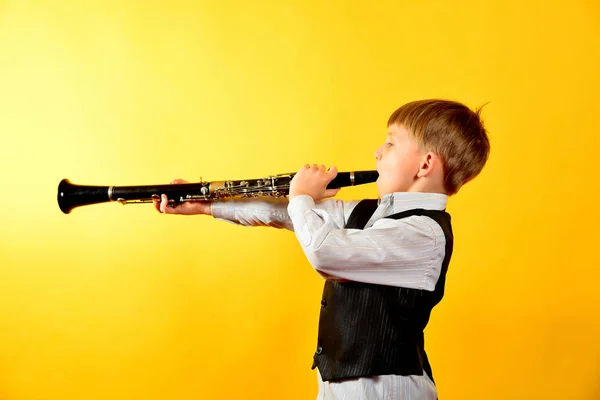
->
[57,170,379,214]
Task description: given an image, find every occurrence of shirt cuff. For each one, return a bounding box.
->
[287,195,315,247]
[209,201,228,220]
[287,195,315,219]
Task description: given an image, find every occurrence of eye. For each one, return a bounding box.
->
[386,142,393,147]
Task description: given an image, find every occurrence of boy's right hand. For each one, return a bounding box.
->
[152,179,212,215]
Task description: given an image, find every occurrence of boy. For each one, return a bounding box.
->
[154,99,490,399]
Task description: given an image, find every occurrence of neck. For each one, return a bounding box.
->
[408,177,447,195]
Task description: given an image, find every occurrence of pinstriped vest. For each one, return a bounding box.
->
[312,199,453,383]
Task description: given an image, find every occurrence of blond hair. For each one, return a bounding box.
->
[388,99,490,195]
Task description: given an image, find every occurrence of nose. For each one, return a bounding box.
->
[374,147,381,160]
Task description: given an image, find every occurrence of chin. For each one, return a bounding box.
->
[375,181,382,195]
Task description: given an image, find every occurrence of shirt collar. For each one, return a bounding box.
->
[379,192,448,214]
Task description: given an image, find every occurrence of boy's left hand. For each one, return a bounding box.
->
[289,164,340,201]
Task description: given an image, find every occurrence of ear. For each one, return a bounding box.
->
[416,152,440,178]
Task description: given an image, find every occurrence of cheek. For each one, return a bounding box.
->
[383,152,418,181]
[384,151,404,170]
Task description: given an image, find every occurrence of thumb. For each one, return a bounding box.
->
[323,188,341,198]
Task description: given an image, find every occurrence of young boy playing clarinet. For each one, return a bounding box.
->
[154,99,490,399]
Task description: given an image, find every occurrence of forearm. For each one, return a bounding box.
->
[210,197,294,230]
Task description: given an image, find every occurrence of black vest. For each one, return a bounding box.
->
[312,199,453,383]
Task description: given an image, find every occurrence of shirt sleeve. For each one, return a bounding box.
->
[287,195,446,291]
[210,197,294,230]
[210,196,361,232]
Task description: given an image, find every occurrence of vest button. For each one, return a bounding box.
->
[316,346,323,355]
[321,299,327,308]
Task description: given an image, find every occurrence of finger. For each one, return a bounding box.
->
[153,198,161,212]
[319,164,326,173]
[160,194,169,213]
[312,164,318,170]
[171,179,188,184]
[327,165,338,177]
[323,188,341,198]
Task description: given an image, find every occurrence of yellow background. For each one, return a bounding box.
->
[1,1,599,399]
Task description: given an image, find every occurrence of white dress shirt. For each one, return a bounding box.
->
[212,192,448,291]
[210,192,448,399]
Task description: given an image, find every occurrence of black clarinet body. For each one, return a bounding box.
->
[57,170,379,214]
